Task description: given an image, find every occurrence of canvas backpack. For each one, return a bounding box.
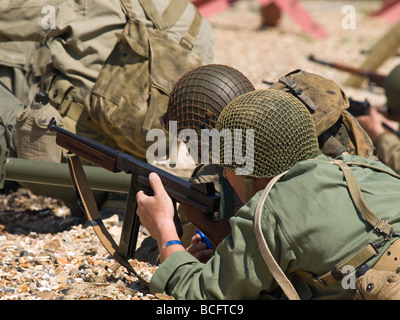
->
[87,0,209,161]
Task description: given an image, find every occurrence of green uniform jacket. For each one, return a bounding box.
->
[150,154,400,300]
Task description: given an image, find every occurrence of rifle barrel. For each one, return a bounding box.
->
[308,55,386,87]
[308,55,365,76]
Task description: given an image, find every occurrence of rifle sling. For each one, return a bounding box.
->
[66,153,150,287]
[254,171,301,300]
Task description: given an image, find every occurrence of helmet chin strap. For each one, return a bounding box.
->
[244,176,254,203]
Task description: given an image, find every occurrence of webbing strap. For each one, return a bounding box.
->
[161,0,189,30]
[66,153,149,287]
[244,176,254,203]
[127,0,202,50]
[180,9,202,51]
[278,71,318,111]
[332,159,393,237]
[137,0,189,32]
[308,243,378,287]
[120,0,134,19]
[254,171,301,300]
[301,158,400,287]
[138,0,166,31]
[342,161,400,179]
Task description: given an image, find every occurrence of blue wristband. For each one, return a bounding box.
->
[163,240,183,248]
[196,229,213,249]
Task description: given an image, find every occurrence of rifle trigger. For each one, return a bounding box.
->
[172,199,183,238]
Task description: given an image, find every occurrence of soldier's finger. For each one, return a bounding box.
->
[148,172,167,196]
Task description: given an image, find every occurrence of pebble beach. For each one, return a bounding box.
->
[0,0,398,300]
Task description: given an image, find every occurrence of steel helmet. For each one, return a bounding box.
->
[215,89,320,178]
[161,64,255,135]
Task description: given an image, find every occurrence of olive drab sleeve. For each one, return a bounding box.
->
[0,0,126,102]
[375,132,400,173]
[150,196,294,300]
[150,154,400,300]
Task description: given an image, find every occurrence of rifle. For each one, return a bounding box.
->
[348,98,400,138]
[308,55,387,87]
[47,118,230,262]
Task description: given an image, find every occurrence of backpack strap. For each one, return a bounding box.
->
[137,0,166,32]
[138,0,188,33]
[161,0,189,30]
[332,159,398,237]
[299,158,400,287]
[137,0,202,51]
[180,9,202,51]
[254,171,301,300]
[120,0,135,19]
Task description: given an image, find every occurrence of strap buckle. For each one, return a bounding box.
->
[368,241,382,255]
[179,36,194,50]
[314,275,327,287]
[374,218,389,234]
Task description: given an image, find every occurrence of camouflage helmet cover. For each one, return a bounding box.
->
[270,69,374,158]
[269,69,349,136]
[161,64,255,135]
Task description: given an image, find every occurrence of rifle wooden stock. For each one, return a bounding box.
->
[308,55,387,87]
[48,118,230,258]
[53,126,120,172]
[182,204,231,248]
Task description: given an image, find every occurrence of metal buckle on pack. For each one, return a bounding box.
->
[368,241,382,255]
[374,218,389,233]
[330,267,344,282]
[180,37,194,50]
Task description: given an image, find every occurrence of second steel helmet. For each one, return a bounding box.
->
[161,64,255,135]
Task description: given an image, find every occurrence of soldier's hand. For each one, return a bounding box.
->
[136,172,176,243]
[357,107,397,143]
[186,233,214,263]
